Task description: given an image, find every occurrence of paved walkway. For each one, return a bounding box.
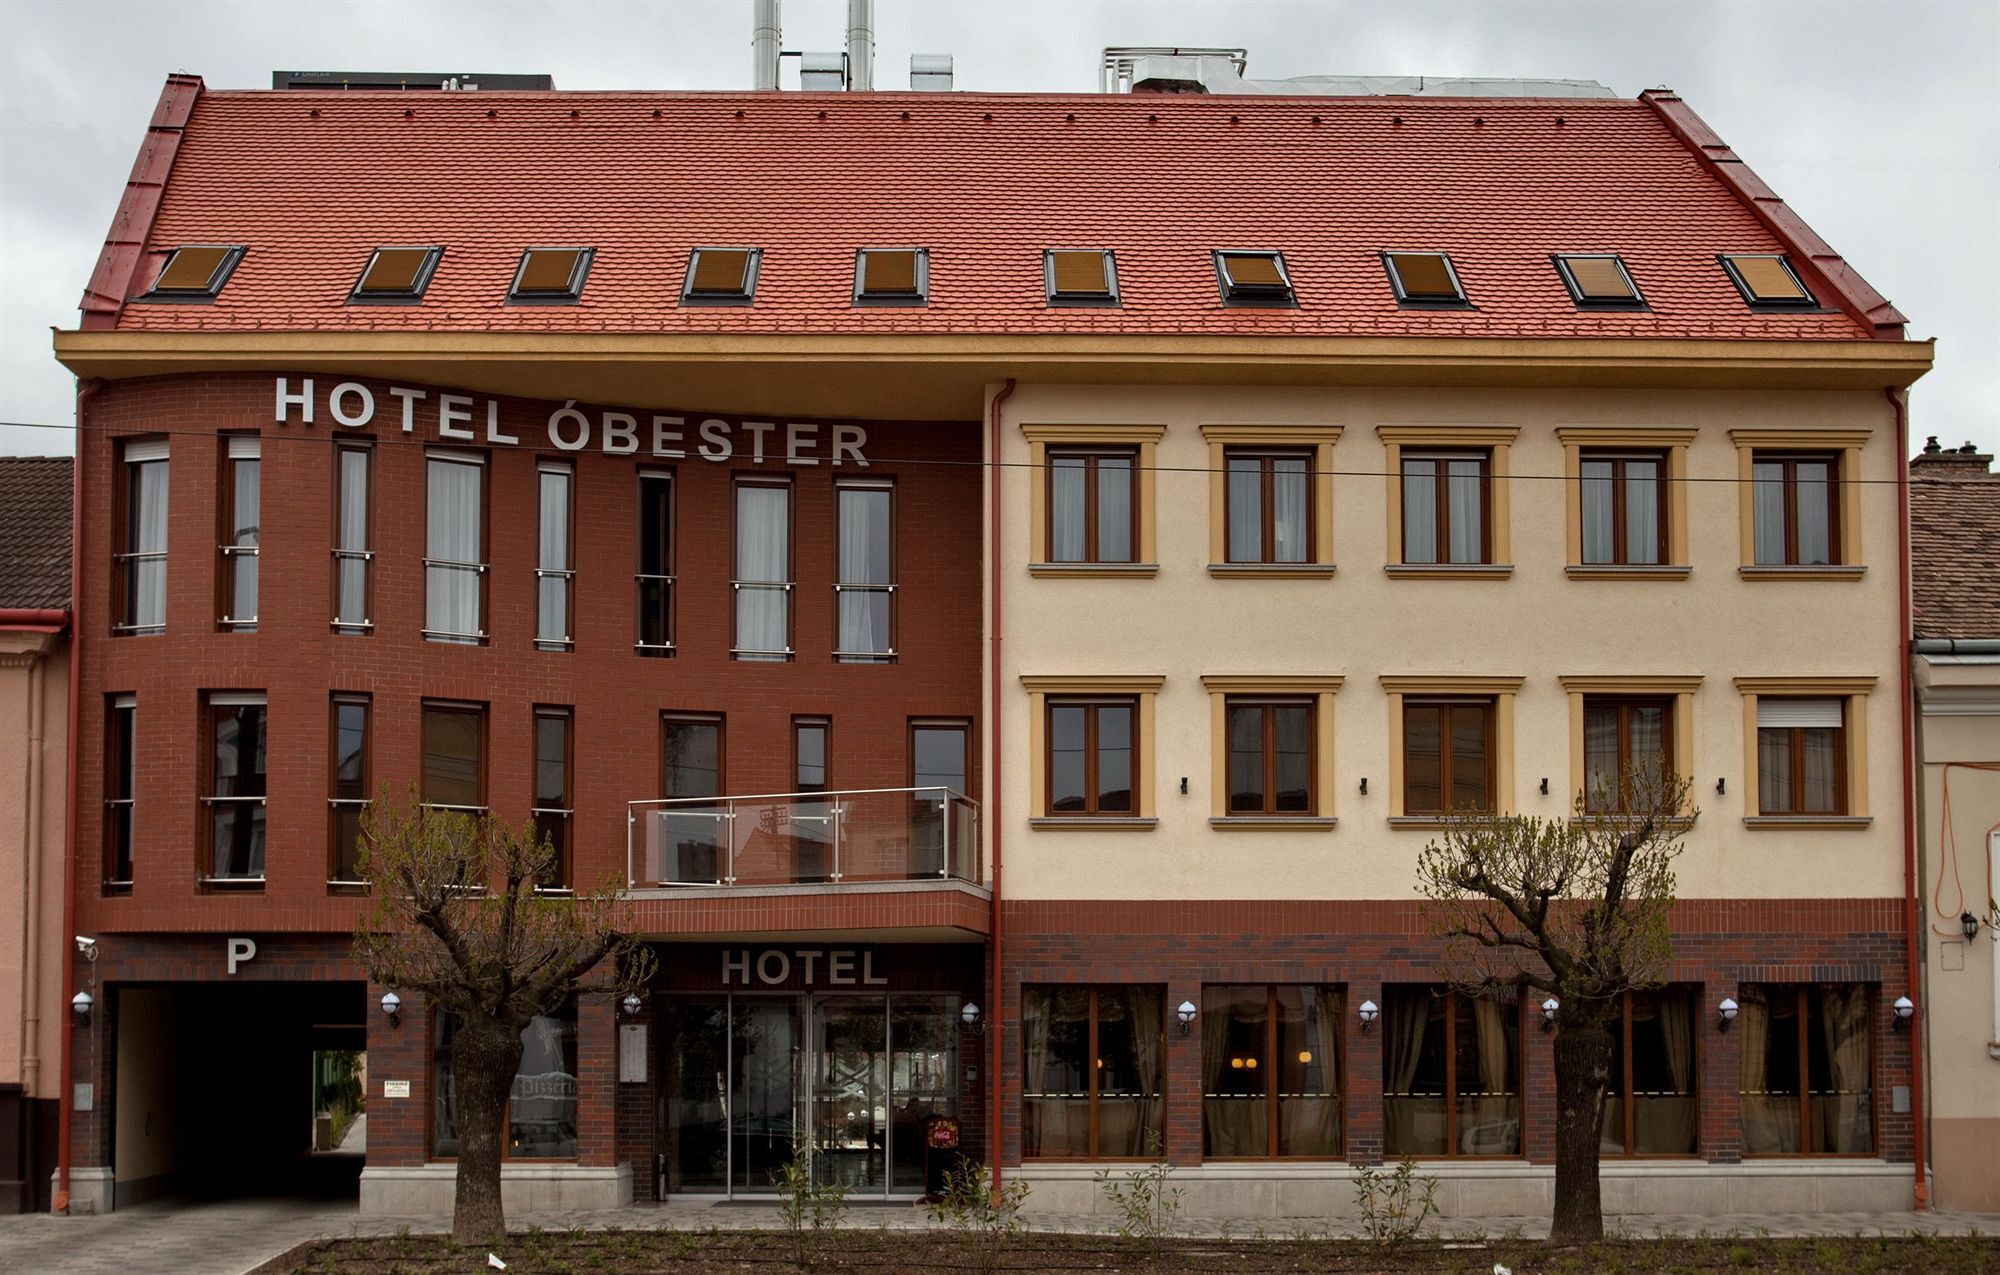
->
[1,1197,1995,1275]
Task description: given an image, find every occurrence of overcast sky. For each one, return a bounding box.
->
[1,0,1994,457]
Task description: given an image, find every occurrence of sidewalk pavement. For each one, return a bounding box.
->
[1,1196,1995,1275]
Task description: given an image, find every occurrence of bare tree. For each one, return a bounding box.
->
[353,789,655,1244]
[1414,770,1694,1243]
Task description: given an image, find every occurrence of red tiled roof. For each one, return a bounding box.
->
[0,457,72,611]
[1911,456,2000,640]
[103,88,1879,342]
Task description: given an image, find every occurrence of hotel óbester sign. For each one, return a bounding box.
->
[271,377,870,466]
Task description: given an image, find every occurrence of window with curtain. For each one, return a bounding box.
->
[836,481,894,662]
[329,695,369,882]
[425,454,486,643]
[116,441,169,635]
[1737,983,1873,1155]
[1600,986,1698,1156]
[219,437,260,631]
[434,1002,580,1160]
[1403,698,1495,815]
[1202,985,1342,1157]
[104,696,136,886]
[733,480,791,660]
[532,707,572,889]
[333,444,372,633]
[1047,697,1135,815]
[1383,986,1520,1157]
[1226,697,1314,814]
[636,472,674,656]
[659,715,724,885]
[1048,448,1136,564]
[1583,696,1670,813]
[536,464,573,651]
[421,702,485,813]
[1021,985,1164,1159]
[1225,449,1312,564]
[207,695,268,881]
[1579,450,1666,566]
[1751,452,1839,566]
[1756,698,1845,815]
[1401,450,1488,565]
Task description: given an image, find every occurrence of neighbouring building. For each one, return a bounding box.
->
[49,51,1933,1217]
[0,457,71,1212]
[1909,438,2000,1212]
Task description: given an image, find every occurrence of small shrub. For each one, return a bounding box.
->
[1352,1156,1440,1246]
[772,1139,848,1268]
[1094,1153,1183,1256]
[927,1160,1031,1272]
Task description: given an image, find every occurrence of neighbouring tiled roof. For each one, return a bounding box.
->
[1911,456,2000,640]
[105,89,1877,341]
[0,457,72,611]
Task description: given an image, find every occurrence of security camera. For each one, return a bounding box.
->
[74,936,98,960]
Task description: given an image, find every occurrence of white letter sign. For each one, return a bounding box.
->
[225,936,258,974]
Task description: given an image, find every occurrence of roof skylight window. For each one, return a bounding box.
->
[1554,254,1644,309]
[1720,254,1817,308]
[145,245,245,300]
[509,247,593,303]
[682,247,760,306]
[1383,252,1469,307]
[349,246,443,303]
[854,249,928,306]
[1046,250,1119,306]
[1214,251,1296,307]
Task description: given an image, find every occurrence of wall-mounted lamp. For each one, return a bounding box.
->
[1358,999,1379,1033]
[1892,995,1915,1031]
[1539,778,1549,796]
[1359,777,1369,795]
[1540,997,1559,1032]
[1963,912,1982,941]
[621,993,643,1017]
[71,990,94,1026]
[960,1002,983,1033]
[1715,778,1726,796]
[1716,996,1738,1031]
[1179,777,1188,795]
[1176,1000,1198,1036]
[380,990,402,1026]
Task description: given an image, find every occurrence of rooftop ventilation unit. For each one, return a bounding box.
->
[911,54,954,91]
[271,70,555,91]
[1099,47,1613,98]
[800,52,847,91]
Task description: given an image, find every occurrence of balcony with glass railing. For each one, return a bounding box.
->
[627,787,979,891]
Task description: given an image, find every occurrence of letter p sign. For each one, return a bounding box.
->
[226,937,258,975]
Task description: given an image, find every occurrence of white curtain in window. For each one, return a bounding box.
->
[537,469,571,643]
[1050,461,1086,561]
[1752,463,1785,564]
[336,450,369,625]
[1272,463,1309,562]
[1625,463,1660,564]
[1402,464,1437,563]
[1579,462,1613,563]
[427,458,482,636]
[132,460,169,628]
[837,486,890,655]
[735,484,790,654]
[1447,461,1483,564]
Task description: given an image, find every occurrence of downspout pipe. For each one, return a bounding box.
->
[987,378,1015,1196]
[1889,385,1929,1211]
[56,380,93,1214]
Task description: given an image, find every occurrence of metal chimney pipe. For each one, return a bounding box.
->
[752,0,782,91]
[846,0,874,91]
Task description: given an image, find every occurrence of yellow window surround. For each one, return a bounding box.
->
[1020,674,1165,824]
[1554,427,1696,578]
[1376,425,1519,577]
[1731,675,1877,826]
[1021,423,1165,576]
[1199,674,1344,825]
[1199,423,1342,577]
[1379,674,1525,821]
[1557,675,1703,814]
[1727,428,1870,578]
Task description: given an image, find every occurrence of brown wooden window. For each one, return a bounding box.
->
[1579,450,1667,566]
[424,452,487,644]
[1226,697,1314,814]
[1021,985,1165,1158]
[434,1002,579,1160]
[1601,987,1699,1156]
[420,701,486,814]
[1738,984,1873,1155]
[1751,452,1839,566]
[532,707,572,889]
[104,696,136,887]
[1047,448,1136,564]
[1225,449,1313,564]
[1382,986,1521,1157]
[1202,985,1343,1158]
[329,695,370,883]
[1401,450,1490,565]
[733,478,792,661]
[218,436,260,631]
[1756,699,1845,815]
[1583,696,1671,813]
[1047,697,1135,815]
[114,440,169,636]
[204,694,268,883]
[835,480,895,662]
[1403,698,1494,815]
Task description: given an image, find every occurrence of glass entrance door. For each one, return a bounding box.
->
[731,999,802,1193]
[811,998,887,1193]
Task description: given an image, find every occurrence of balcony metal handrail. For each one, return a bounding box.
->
[628,786,976,890]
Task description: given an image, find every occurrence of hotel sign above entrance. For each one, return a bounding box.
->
[271,376,871,466]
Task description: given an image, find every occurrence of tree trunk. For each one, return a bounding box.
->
[450,1013,526,1246]
[1549,1013,1613,1243]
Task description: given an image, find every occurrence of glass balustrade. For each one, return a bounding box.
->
[631,787,978,889]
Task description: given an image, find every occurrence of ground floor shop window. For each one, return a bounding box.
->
[1738,983,1873,1155]
[432,1002,579,1160]
[1382,985,1521,1157]
[1021,985,1164,1159]
[1202,985,1341,1157]
[1601,986,1699,1156]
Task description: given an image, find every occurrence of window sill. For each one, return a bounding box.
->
[1386,815,1500,830]
[1567,814,1698,830]
[1741,815,1872,830]
[1207,563,1337,579]
[1029,562,1160,578]
[1738,565,1866,582]
[1028,816,1158,831]
[1210,816,1338,831]
[1383,564,1514,580]
[1565,564,1691,581]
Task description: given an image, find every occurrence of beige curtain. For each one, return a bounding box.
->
[1815,985,1873,1153]
[1282,986,1342,1156]
[1643,990,1698,1154]
[1202,989,1259,1156]
[1021,989,1055,1156]
[1383,988,1435,1155]
[1738,990,1798,1153]
[1462,998,1518,1154]
[1128,990,1165,1158]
